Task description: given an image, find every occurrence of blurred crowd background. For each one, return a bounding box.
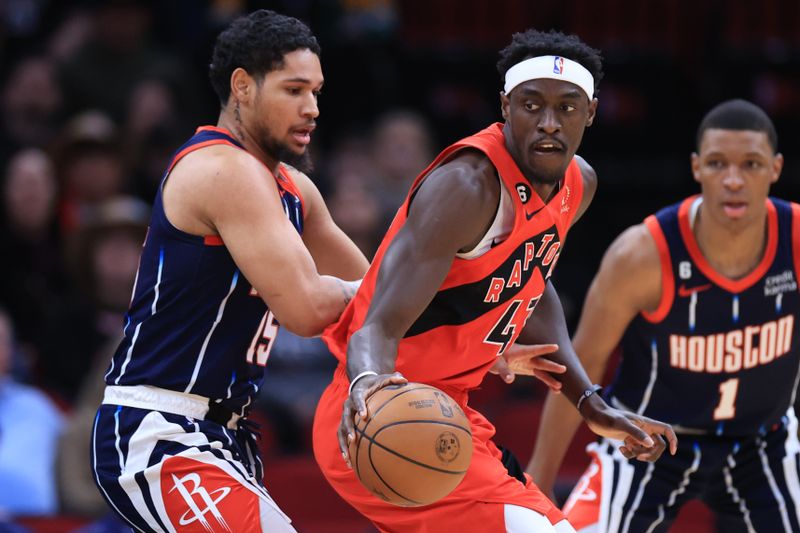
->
[1,0,799,531]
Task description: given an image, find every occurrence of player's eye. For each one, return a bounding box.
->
[524,102,540,111]
[561,104,576,112]
[744,160,762,170]
[706,160,724,169]
[287,87,302,96]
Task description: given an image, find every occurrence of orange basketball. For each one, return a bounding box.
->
[350,382,473,507]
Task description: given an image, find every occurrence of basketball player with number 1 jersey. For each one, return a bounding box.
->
[529,99,800,532]
[313,30,677,533]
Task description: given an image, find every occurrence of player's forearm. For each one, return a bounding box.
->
[346,322,401,379]
[517,282,594,404]
[280,276,358,337]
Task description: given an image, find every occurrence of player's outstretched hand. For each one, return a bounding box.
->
[338,371,407,468]
[580,396,677,462]
[488,343,565,391]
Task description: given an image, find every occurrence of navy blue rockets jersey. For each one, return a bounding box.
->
[610,196,800,436]
[104,126,305,415]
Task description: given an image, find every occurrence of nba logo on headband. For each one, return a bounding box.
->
[504,55,595,100]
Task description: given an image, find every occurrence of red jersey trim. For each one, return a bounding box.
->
[678,196,778,294]
[276,165,306,216]
[203,235,224,246]
[196,125,236,136]
[641,215,674,323]
[168,139,235,174]
[792,203,800,289]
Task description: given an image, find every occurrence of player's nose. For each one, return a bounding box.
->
[302,92,319,119]
[722,165,744,190]
[537,107,561,134]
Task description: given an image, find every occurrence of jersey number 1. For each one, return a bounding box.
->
[713,378,739,420]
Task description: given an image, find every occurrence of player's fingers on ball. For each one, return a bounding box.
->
[389,371,407,383]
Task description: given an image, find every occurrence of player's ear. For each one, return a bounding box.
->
[500,91,510,121]
[586,98,598,127]
[771,152,784,184]
[690,152,701,183]
[230,67,253,104]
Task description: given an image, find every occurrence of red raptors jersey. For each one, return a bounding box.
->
[314,123,586,526]
[324,122,584,397]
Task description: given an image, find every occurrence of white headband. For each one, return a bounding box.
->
[503,55,594,100]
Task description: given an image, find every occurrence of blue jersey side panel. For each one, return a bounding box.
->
[612,197,800,436]
[104,128,304,415]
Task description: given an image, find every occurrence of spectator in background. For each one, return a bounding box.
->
[53,111,128,233]
[369,109,434,219]
[325,133,385,258]
[0,148,65,363]
[0,55,63,161]
[0,307,64,516]
[58,0,198,123]
[123,80,188,202]
[37,196,149,404]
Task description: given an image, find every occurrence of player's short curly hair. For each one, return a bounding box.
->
[696,99,778,152]
[209,10,321,106]
[496,29,603,95]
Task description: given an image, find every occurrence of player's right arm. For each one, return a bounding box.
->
[162,145,356,337]
[526,221,664,497]
[337,151,501,465]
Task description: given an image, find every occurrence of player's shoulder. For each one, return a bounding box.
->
[188,143,265,179]
[573,154,597,191]
[602,222,661,277]
[280,164,316,195]
[428,148,499,200]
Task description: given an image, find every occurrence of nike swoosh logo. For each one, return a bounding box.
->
[525,208,543,221]
[678,283,712,297]
[490,238,502,248]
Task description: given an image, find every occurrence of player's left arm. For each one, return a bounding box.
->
[516,281,676,461]
[287,166,369,280]
[514,160,676,461]
[489,156,596,386]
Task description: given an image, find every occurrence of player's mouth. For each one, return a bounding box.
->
[531,139,565,156]
[722,201,748,219]
[291,124,316,146]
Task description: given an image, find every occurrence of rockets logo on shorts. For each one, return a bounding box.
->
[161,457,261,532]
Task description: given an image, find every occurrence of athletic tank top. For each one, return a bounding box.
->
[104,126,305,415]
[324,123,584,399]
[612,196,800,436]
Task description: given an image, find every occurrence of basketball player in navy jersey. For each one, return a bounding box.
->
[528,99,800,532]
[91,11,370,532]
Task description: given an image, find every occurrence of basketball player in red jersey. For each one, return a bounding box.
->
[313,30,677,532]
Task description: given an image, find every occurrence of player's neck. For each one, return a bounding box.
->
[216,111,280,174]
[693,203,768,280]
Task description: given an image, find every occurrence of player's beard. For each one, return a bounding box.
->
[261,132,314,174]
